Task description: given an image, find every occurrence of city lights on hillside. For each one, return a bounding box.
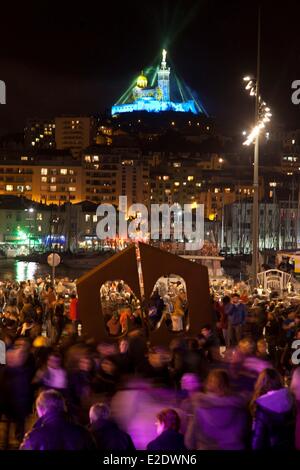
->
[242,76,272,146]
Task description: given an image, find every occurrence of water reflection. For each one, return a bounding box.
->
[16,262,38,282]
[0,260,87,281]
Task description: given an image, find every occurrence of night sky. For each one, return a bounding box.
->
[0,0,300,136]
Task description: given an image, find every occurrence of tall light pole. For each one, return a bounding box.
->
[243,9,272,286]
[252,7,261,287]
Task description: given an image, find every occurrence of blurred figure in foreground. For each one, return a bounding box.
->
[290,367,300,450]
[185,369,249,450]
[89,403,135,451]
[250,368,295,450]
[20,390,94,450]
[146,409,186,451]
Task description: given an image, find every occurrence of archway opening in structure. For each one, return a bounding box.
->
[147,274,188,332]
[100,280,142,337]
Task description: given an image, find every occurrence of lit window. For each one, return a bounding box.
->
[21,156,28,161]
[163,176,169,181]
[50,177,56,183]
[174,182,180,187]
[69,170,74,175]
[225,188,231,193]
[269,182,277,187]
[196,183,202,187]
[50,185,56,192]
[60,169,67,175]
[218,158,224,163]
[38,225,42,232]
[206,126,210,131]
[93,156,99,162]
[187,176,194,181]
[17,185,24,192]
[85,214,91,222]
[6,185,13,191]
[214,188,220,193]
[85,156,91,162]
[93,215,97,222]
[31,142,35,146]
[69,187,76,192]
[173,162,181,168]
[41,168,48,175]
[41,176,47,183]
[37,213,43,220]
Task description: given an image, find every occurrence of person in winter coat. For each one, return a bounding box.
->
[147,408,186,451]
[89,403,135,451]
[227,293,246,346]
[250,368,295,450]
[185,369,249,450]
[20,389,94,450]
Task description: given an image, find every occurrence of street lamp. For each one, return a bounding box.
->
[241,8,272,287]
[242,79,272,147]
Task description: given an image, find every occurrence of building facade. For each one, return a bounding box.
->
[0,149,83,204]
[24,118,56,149]
[55,116,95,159]
[82,147,150,209]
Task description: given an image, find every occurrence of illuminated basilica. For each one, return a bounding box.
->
[111,49,202,116]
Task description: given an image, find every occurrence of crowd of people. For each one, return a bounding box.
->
[1,275,300,450]
[101,277,188,335]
